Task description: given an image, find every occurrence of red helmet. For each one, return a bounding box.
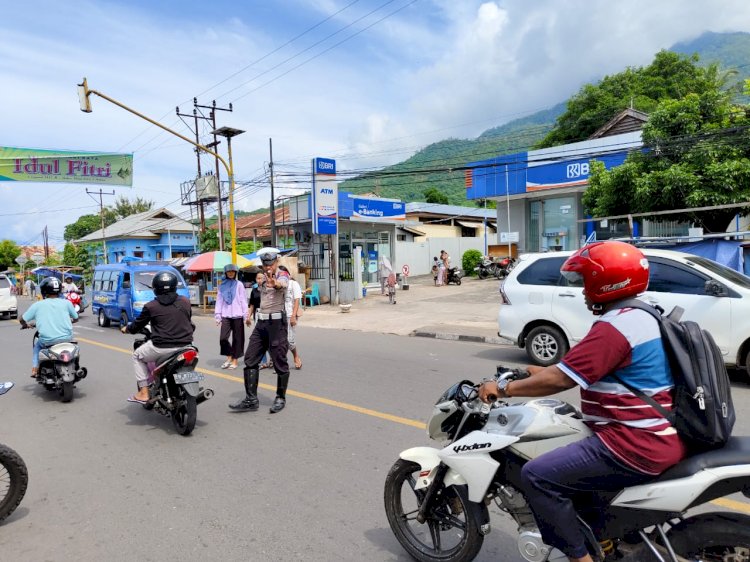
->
[561,241,649,304]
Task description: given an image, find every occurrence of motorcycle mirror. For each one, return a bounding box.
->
[0,381,15,396]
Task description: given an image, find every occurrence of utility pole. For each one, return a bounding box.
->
[196,100,233,251]
[86,188,115,264]
[42,226,49,259]
[269,138,276,248]
[176,99,206,231]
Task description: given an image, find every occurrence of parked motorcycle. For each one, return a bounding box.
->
[0,382,28,524]
[446,267,463,285]
[24,328,87,403]
[128,326,213,436]
[475,256,516,279]
[384,366,750,562]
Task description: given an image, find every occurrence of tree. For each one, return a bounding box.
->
[423,187,449,205]
[110,195,153,219]
[0,239,21,270]
[584,81,750,233]
[236,241,262,255]
[199,229,231,252]
[538,51,726,148]
[63,243,93,272]
[64,212,116,242]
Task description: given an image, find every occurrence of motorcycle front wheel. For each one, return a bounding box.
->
[667,512,750,561]
[171,393,197,436]
[0,443,28,523]
[384,459,483,562]
[478,269,489,280]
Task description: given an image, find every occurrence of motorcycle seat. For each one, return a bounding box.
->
[655,436,750,481]
[152,346,199,376]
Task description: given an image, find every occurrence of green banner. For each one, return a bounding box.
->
[0,146,133,186]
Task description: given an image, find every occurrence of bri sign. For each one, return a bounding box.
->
[312,157,338,235]
[0,146,133,186]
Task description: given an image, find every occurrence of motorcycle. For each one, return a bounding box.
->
[384,366,750,562]
[64,291,82,313]
[0,382,28,524]
[446,267,463,286]
[128,326,213,436]
[24,327,87,403]
[475,256,516,280]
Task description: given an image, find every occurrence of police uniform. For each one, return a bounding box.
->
[232,261,290,413]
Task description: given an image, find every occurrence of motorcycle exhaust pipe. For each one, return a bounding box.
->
[77,367,88,379]
[196,388,214,405]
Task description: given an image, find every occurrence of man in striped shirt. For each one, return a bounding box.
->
[479,241,687,562]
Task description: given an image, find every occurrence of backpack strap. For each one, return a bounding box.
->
[609,298,674,422]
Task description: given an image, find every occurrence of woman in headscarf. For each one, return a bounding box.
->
[214,263,247,370]
[379,255,393,296]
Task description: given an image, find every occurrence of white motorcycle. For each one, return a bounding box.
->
[384,366,750,562]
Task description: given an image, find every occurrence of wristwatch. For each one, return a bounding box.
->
[496,378,511,398]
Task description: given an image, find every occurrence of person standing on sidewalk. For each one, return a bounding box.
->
[214,264,247,370]
[230,250,290,414]
[24,278,36,299]
[279,265,303,370]
[379,255,393,295]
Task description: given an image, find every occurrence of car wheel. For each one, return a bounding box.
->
[98,309,110,328]
[525,325,568,366]
[745,349,750,381]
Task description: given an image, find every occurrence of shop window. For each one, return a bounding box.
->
[461,226,476,238]
[396,234,406,241]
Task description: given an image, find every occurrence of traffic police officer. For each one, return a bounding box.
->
[230,250,291,413]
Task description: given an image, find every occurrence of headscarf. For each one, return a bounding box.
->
[219,266,238,305]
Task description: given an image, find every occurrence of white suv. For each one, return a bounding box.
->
[0,274,18,319]
[497,248,750,375]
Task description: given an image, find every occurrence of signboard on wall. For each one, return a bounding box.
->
[350,197,405,222]
[311,157,338,235]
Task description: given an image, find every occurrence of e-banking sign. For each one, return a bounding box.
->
[312,157,338,235]
[351,197,405,222]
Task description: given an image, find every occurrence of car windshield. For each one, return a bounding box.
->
[686,256,750,289]
[134,271,185,290]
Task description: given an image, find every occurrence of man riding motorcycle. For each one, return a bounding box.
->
[61,275,79,294]
[20,277,79,378]
[120,271,194,404]
[478,241,687,562]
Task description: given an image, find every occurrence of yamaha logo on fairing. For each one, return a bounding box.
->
[453,442,491,453]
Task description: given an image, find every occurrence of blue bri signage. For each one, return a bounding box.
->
[312,157,338,235]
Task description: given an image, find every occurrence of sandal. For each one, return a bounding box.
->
[227,363,238,370]
[259,362,272,370]
[221,361,231,369]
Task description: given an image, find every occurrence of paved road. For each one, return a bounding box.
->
[1,302,749,561]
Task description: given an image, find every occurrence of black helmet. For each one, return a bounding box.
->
[40,276,62,297]
[152,271,178,295]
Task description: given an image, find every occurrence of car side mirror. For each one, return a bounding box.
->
[705,279,727,297]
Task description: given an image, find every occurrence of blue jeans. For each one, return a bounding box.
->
[32,339,45,368]
[520,436,652,558]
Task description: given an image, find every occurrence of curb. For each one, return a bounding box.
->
[411,330,510,346]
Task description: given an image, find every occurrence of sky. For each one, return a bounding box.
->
[1,0,749,249]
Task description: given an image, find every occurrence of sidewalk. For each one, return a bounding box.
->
[297,274,508,345]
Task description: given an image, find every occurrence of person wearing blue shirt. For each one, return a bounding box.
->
[20,277,78,377]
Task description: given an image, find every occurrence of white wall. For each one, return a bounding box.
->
[395,235,498,277]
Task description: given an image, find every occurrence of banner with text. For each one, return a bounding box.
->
[350,196,405,222]
[0,146,133,186]
[311,157,338,235]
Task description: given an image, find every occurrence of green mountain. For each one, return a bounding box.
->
[341,31,750,206]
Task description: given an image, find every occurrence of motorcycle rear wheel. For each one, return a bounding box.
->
[667,512,750,561]
[478,269,489,280]
[384,459,483,562]
[171,394,197,436]
[0,443,28,523]
[60,381,74,403]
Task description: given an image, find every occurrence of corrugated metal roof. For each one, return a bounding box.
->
[405,202,495,220]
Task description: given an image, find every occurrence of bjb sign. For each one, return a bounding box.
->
[566,162,589,179]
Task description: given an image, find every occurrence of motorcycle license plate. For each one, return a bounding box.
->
[173,371,204,384]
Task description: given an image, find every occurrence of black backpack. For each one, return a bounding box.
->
[611,299,735,452]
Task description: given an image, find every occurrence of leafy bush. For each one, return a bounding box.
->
[462,249,483,276]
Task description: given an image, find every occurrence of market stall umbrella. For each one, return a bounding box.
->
[185,251,258,272]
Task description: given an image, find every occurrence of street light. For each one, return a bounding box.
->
[76,77,243,264]
[211,126,245,264]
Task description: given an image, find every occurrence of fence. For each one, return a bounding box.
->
[395,235,497,277]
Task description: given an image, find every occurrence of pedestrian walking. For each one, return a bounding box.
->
[279,265,303,370]
[214,264,247,370]
[24,278,36,299]
[379,255,393,295]
[230,249,291,414]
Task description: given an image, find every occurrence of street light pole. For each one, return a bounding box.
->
[212,127,245,265]
[77,77,242,264]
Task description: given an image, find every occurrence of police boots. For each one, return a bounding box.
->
[270,372,289,414]
[229,368,259,411]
